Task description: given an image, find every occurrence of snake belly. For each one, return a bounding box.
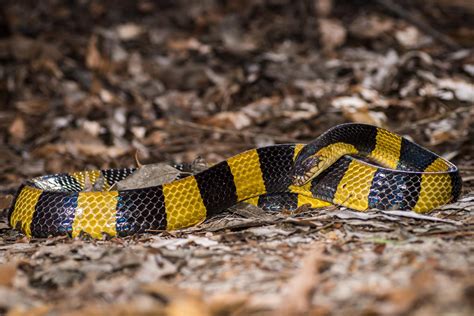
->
[9,124,462,238]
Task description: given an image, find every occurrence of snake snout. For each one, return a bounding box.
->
[292,156,321,186]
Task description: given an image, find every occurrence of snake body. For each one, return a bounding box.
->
[9,124,462,238]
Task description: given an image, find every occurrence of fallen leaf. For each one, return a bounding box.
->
[395,25,427,48]
[15,99,50,116]
[135,254,177,282]
[319,18,347,52]
[331,96,387,126]
[276,245,329,315]
[349,14,394,39]
[8,117,26,142]
[114,163,181,190]
[0,262,17,287]
[314,0,333,17]
[116,23,143,41]
[167,38,211,54]
[0,194,13,210]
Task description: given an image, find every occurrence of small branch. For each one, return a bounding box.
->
[381,210,463,225]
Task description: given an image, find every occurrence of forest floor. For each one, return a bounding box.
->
[0,1,473,315]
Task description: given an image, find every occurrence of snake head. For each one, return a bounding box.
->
[293,155,327,186]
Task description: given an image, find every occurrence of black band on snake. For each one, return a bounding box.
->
[9,123,462,239]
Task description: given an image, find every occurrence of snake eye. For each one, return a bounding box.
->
[302,156,320,170]
[292,156,323,185]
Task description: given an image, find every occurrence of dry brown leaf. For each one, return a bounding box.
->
[167,38,211,54]
[319,18,347,52]
[204,111,251,130]
[7,305,51,316]
[141,282,210,316]
[0,263,17,287]
[331,96,387,126]
[378,287,420,314]
[115,163,181,190]
[395,26,426,49]
[0,194,13,210]
[85,34,118,73]
[426,119,465,146]
[202,96,282,129]
[144,130,168,146]
[436,78,474,102]
[33,142,129,159]
[116,23,144,40]
[276,245,328,315]
[166,297,210,316]
[342,109,387,126]
[349,14,394,39]
[32,57,63,78]
[208,293,249,316]
[8,117,26,142]
[7,36,40,60]
[15,99,49,116]
[314,0,333,17]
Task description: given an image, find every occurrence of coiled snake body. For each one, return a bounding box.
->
[9,124,462,238]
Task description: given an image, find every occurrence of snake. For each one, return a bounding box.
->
[9,123,462,239]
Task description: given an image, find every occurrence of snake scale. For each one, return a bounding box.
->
[9,123,462,239]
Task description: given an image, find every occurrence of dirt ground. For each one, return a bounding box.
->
[0,1,473,315]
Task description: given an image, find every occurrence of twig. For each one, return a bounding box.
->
[418,229,474,237]
[381,210,463,225]
[462,175,474,182]
[375,0,461,50]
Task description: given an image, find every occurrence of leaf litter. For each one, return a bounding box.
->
[0,0,473,315]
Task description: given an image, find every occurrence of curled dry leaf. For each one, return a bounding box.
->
[0,262,17,287]
[167,38,211,54]
[281,100,319,122]
[135,255,178,282]
[426,119,466,146]
[116,23,143,41]
[276,245,328,315]
[395,25,428,49]
[202,96,319,130]
[319,18,347,52]
[86,34,107,72]
[33,142,129,160]
[331,96,387,126]
[314,0,333,17]
[15,99,49,116]
[203,96,280,130]
[86,32,127,73]
[8,117,26,142]
[141,282,210,316]
[114,163,181,190]
[0,194,13,210]
[436,78,474,102]
[204,111,252,130]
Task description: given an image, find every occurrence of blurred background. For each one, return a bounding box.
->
[0,0,472,189]
[0,1,473,315]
